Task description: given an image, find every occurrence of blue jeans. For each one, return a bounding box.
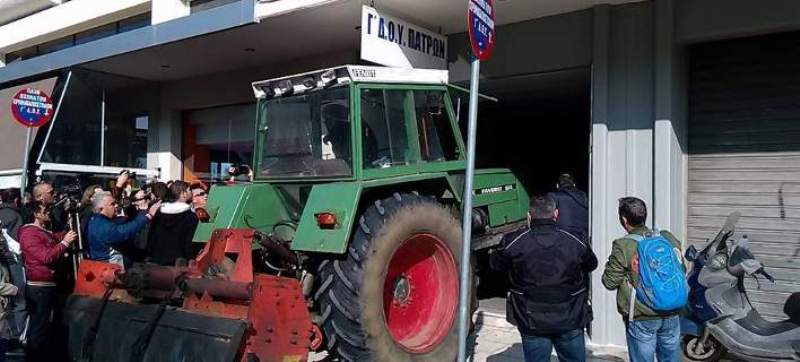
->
[625,315,680,362]
[521,329,586,362]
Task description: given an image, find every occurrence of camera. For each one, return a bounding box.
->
[227,164,252,178]
[120,169,137,179]
[54,178,83,213]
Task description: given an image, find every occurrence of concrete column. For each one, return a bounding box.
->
[589,4,623,349]
[151,0,190,25]
[654,0,688,240]
[590,1,656,348]
[147,107,182,181]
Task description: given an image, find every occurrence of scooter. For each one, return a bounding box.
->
[680,211,800,361]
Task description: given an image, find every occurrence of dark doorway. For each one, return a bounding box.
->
[465,68,592,302]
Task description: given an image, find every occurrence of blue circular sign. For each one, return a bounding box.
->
[468,0,496,61]
[11,88,53,128]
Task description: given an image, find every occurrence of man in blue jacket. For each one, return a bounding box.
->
[86,191,160,267]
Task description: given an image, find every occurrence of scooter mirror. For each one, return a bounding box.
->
[685,245,698,261]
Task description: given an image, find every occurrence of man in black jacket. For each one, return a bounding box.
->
[0,188,26,340]
[490,195,597,362]
[0,189,22,240]
[147,181,199,266]
[548,173,589,243]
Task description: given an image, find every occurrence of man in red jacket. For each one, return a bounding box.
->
[19,201,76,361]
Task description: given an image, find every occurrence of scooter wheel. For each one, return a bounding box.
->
[682,335,724,362]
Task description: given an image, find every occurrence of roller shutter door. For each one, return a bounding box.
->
[688,32,800,321]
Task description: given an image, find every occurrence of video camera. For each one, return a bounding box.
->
[227,164,252,178]
[53,177,83,213]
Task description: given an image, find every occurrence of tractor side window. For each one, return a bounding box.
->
[413,90,460,162]
[360,89,412,169]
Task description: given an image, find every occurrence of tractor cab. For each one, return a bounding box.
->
[251,66,465,181]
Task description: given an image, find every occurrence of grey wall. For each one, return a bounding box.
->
[677,0,800,43]
[590,1,658,347]
[447,9,594,83]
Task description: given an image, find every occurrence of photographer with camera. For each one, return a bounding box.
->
[86,191,160,269]
[31,182,66,233]
[18,201,76,361]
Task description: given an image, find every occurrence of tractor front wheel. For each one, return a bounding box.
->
[316,192,467,361]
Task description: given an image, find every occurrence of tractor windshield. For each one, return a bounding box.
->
[257,86,352,177]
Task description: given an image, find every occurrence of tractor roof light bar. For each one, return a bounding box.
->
[252,65,449,99]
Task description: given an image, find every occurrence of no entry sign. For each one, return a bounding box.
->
[468,0,495,61]
[11,88,53,128]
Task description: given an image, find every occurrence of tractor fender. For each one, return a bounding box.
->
[291,182,363,254]
[291,174,459,254]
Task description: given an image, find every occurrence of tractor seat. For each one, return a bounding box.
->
[734,310,800,337]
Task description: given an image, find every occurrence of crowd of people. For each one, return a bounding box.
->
[0,170,685,362]
[0,171,210,361]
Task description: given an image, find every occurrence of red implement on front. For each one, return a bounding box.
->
[68,228,314,362]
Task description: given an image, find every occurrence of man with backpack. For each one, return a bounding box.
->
[602,197,687,362]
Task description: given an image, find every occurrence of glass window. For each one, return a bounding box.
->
[258,86,351,177]
[39,71,152,169]
[38,35,74,55]
[190,0,239,13]
[4,46,38,64]
[39,75,102,165]
[360,89,413,169]
[413,90,460,162]
[118,12,151,32]
[184,104,255,182]
[75,23,117,45]
[104,113,149,168]
[103,83,154,168]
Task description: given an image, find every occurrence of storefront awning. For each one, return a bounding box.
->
[0,0,256,86]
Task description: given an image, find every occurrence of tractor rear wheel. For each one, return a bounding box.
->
[316,192,468,361]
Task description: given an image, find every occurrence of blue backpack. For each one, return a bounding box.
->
[628,232,688,313]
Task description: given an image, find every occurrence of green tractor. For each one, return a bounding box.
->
[194,65,529,361]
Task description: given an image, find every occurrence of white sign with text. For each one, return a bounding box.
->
[360,5,447,70]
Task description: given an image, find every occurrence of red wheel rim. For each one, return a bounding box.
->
[383,233,458,354]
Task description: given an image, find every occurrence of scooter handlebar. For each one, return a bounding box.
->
[758,268,776,283]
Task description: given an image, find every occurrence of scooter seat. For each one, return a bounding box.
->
[735,310,799,336]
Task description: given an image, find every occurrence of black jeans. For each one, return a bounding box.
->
[25,285,55,361]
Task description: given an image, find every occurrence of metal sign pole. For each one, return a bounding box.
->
[456,55,481,362]
[20,126,32,191]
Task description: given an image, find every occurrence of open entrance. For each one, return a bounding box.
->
[469,68,592,311]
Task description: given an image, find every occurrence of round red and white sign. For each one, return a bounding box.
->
[11,88,54,128]
[468,0,496,61]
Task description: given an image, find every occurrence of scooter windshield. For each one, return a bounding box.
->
[703,211,741,257]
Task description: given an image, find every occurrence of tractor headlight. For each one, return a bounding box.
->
[320,69,337,86]
[276,80,293,96]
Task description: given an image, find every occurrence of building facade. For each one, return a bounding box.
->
[1,0,799,349]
